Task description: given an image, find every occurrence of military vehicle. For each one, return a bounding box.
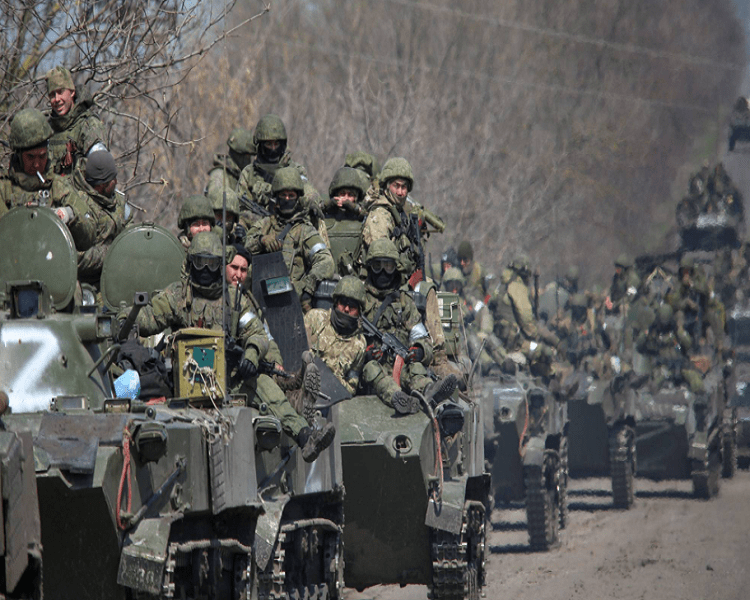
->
[729,96,750,151]
[726,302,750,470]
[565,371,637,508]
[338,291,490,598]
[482,369,568,550]
[0,206,344,599]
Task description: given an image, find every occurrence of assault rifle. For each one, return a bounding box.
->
[360,315,410,384]
[239,194,272,218]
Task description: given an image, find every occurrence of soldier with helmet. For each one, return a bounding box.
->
[606,253,640,309]
[360,238,458,414]
[323,166,368,275]
[207,185,246,246]
[344,150,380,199]
[0,108,95,250]
[177,194,216,249]
[360,157,422,278]
[457,240,486,297]
[45,65,108,175]
[246,167,334,312]
[71,150,132,286]
[304,276,368,393]
[125,231,335,462]
[206,127,255,195]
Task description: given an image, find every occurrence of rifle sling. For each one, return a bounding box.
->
[373,292,400,330]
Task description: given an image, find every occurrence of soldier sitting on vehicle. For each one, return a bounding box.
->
[304,276,368,393]
[206,127,255,196]
[457,240,487,298]
[323,166,368,276]
[177,194,216,249]
[246,167,334,312]
[359,239,458,414]
[0,108,95,251]
[122,232,335,462]
[207,185,246,246]
[605,253,640,310]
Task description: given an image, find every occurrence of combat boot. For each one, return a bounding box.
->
[301,358,321,425]
[392,390,420,415]
[424,374,458,406]
[296,422,336,462]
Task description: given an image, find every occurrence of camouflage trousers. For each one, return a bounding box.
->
[238,373,309,437]
[361,359,434,407]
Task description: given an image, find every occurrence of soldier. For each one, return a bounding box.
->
[127,232,335,462]
[246,167,334,312]
[553,293,608,376]
[344,150,380,201]
[359,239,458,414]
[323,166,368,276]
[207,185,246,246]
[606,253,640,309]
[360,157,422,279]
[304,276,368,393]
[206,127,255,195]
[0,108,95,250]
[45,66,107,175]
[457,240,486,297]
[177,194,216,249]
[72,150,132,286]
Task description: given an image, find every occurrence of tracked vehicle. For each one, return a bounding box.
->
[0,206,344,599]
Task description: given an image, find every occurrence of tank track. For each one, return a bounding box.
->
[721,426,737,479]
[258,529,288,600]
[428,502,485,600]
[558,439,569,530]
[525,453,561,552]
[692,447,721,499]
[610,425,636,509]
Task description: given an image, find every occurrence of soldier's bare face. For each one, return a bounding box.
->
[335,299,360,317]
[48,87,76,117]
[460,257,473,276]
[19,147,48,177]
[188,219,212,238]
[226,255,249,287]
[387,178,409,203]
[334,188,358,207]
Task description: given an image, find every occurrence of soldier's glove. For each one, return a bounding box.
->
[261,235,283,252]
[233,224,247,244]
[55,206,75,224]
[406,346,425,364]
[365,344,383,362]
[237,358,258,380]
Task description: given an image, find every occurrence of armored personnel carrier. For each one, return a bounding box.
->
[338,291,490,599]
[0,206,344,599]
[483,369,568,550]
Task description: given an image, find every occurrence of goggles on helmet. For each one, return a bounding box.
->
[369,258,397,275]
[190,253,222,271]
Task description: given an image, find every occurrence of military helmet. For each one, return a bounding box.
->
[206,186,240,218]
[271,166,305,196]
[188,231,223,257]
[366,238,400,263]
[178,194,216,230]
[9,108,53,150]
[568,293,588,309]
[566,265,580,282]
[226,127,255,154]
[328,167,368,200]
[679,255,695,270]
[457,240,474,261]
[379,157,413,191]
[442,267,465,288]
[46,65,75,93]
[254,114,287,143]
[656,303,674,326]
[345,151,380,178]
[510,253,532,276]
[333,275,366,307]
[614,253,634,268]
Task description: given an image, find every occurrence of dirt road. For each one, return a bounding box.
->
[345,472,750,600]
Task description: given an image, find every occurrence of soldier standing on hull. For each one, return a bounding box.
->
[246,167,334,312]
[359,239,458,414]
[206,127,255,196]
[72,150,132,287]
[304,277,368,393]
[0,108,95,251]
[45,66,108,175]
[125,232,335,462]
[177,194,216,250]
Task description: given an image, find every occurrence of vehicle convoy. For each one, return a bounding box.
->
[0,206,344,599]
[482,367,568,550]
[338,291,490,599]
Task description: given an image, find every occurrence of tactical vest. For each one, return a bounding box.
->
[324,214,364,276]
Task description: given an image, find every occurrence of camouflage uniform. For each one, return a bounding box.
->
[206,127,255,196]
[207,186,245,246]
[305,309,366,393]
[608,253,641,307]
[323,166,367,276]
[246,167,334,305]
[177,194,216,250]
[0,108,95,251]
[46,67,108,175]
[457,241,486,298]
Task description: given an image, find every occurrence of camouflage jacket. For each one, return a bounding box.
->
[48,94,107,175]
[363,284,433,368]
[72,167,131,283]
[492,273,538,350]
[134,279,282,366]
[464,261,486,298]
[246,211,334,299]
[235,152,306,206]
[304,308,366,393]
[361,191,420,276]
[0,158,95,251]
[206,153,243,196]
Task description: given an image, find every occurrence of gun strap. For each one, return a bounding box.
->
[276,222,294,242]
[373,292,400,329]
